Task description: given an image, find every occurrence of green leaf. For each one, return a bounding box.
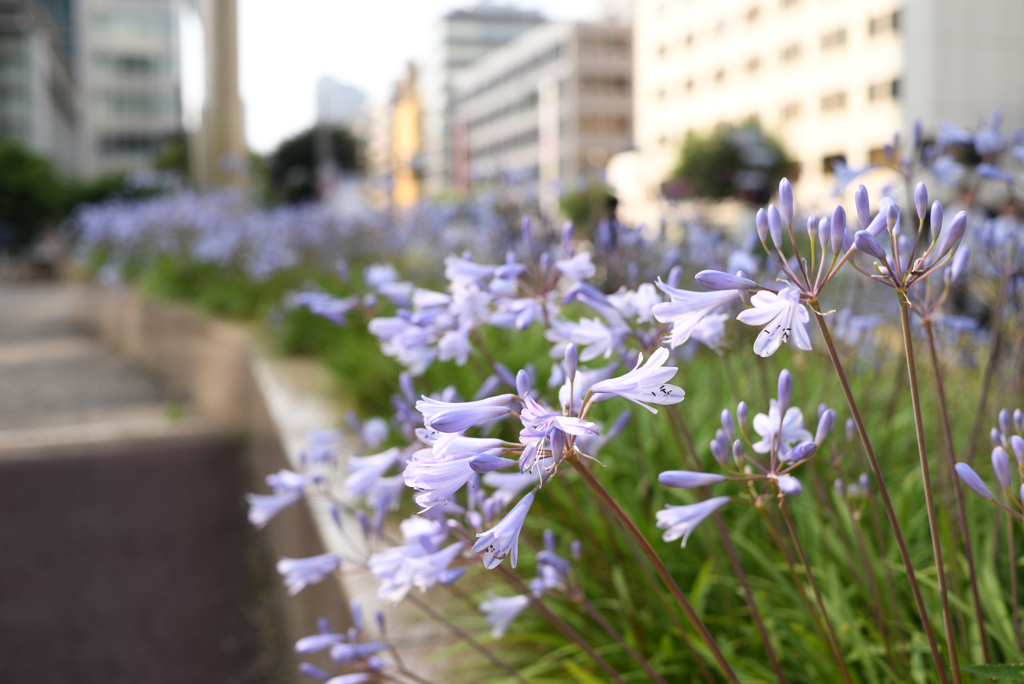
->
[961,663,1024,681]
[561,658,606,684]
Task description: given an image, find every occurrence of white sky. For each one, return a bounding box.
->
[232,1,603,153]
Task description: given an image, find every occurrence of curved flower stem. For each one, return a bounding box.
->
[666,407,787,683]
[495,565,628,684]
[564,450,742,684]
[898,297,961,684]
[577,595,672,684]
[809,298,950,684]
[405,593,529,684]
[1006,502,1022,651]
[963,274,1008,464]
[923,319,991,662]
[778,499,853,684]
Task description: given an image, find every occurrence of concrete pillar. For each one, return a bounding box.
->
[192,0,247,189]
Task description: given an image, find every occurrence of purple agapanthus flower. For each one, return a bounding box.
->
[589,347,684,413]
[277,553,343,595]
[656,496,730,547]
[473,491,535,569]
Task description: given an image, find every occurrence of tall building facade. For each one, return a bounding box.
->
[419,5,544,197]
[391,63,422,208]
[632,0,1024,208]
[0,0,77,173]
[75,0,181,178]
[452,21,633,205]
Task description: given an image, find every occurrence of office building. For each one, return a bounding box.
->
[0,0,77,173]
[630,0,1024,213]
[419,4,544,196]
[76,0,181,178]
[453,21,633,205]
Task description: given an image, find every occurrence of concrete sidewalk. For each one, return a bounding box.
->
[0,282,286,684]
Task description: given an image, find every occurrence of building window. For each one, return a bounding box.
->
[780,43,801,62]
[868,147,889,165]
[746,6,761,22]
[869,11,900,35]
[821,91,847,111]
[823,153,847,174]
[868,78,901,101]
[821,28,847,50]
[714,68,726,84]
[746,56,761,73]
[781,101,801,121]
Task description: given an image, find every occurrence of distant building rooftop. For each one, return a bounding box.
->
[444,4,544,23]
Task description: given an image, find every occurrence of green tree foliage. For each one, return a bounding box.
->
[0,140,66,252]
[269,126,363,204]
[559,182,617,235]
[0,139,160,253]
[668,122,797,204]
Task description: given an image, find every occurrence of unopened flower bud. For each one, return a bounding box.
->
[659,470,727,488]
[993,447,1011,489]
[521,216,534,253]
[831,205,847,254]
[755,208,769,242]
[667,264,683,289]
[855,185,870,230]
[1014,409,1023,433]
[516,369,531,397]
[807,215,818,243]
[549,430,566,460]
[858,472,870,494]
[955,462,993,500]
[710,437,728,466]
[846,417,855,441]
[570,539,582,560]
[777,369,792,415]
[564,344,578,380]
[854,230,887,260]
[780,178,794,226]
[538,251,551,274]
[1010,435,1024,465]
[949,246,969,281]
[867,199,891,236]
[847,483,861,498]
[930,201,943,242]
[721,409,735,442]
[561,221,574,252]
[991,428,1002,447]
[439,567,466,586]
[885,203,899,233]
[543,528,556,551]
[817,403,828,419]
[737,401,749,429]
[817,216,830,250]
[935,211,967,259]
[778,475,802,496]
[782,440,817,463]
[767,205,784,249]
[834,478,844,493]
[815,409,836,445]
[915,182,929,221]
[999,409,1011,436]
[733,440,745,468]
[695,270,756,291]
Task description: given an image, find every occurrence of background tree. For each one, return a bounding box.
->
[667,122,797,204]
[269,126,363,204]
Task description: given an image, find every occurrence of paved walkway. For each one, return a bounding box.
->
[0,282,285,684]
